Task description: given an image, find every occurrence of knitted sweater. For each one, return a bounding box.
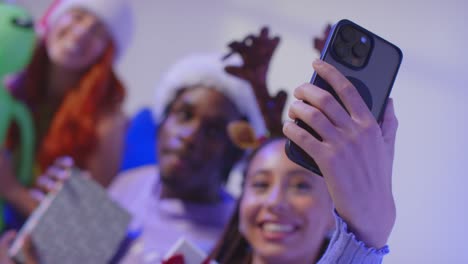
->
[318,212,389,264]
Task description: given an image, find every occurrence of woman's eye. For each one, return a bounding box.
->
[71,12,84,22]
[292,181,312,191]
[175,108,193,121]
[251,181,269,190]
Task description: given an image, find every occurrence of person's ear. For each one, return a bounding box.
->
[227,121,261,150]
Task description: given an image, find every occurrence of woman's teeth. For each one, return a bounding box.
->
[263,223,294,233]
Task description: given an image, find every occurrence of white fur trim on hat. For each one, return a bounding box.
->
[153,53,267,137]
[46,0,133,61]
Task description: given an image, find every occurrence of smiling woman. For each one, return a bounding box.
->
[210,136,394,264]
[0,0,133,227]
[240,138,334,263]
[46,8,110,71]
[210,138,334,264]
[210,60,399,264]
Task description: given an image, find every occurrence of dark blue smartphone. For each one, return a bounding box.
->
[285,19,403,176]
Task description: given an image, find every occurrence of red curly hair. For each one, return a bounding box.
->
[10,41,125,173]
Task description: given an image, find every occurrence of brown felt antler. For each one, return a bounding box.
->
[223,27,287,140]
[313,24,332,54]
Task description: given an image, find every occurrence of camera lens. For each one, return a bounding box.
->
[340,26,357,43]
[352,43,369,58]
[334,42,350,58]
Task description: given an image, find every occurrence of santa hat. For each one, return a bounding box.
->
[37,0,133,61]
[153,53,267,137]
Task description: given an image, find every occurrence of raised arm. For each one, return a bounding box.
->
[284,60,398,256]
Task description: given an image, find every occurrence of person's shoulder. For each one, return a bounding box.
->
[96,110,128,137]
[109,165,159,195]
[107,165,159,211]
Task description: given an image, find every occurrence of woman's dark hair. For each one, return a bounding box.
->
[209,202,252,264]
[209,137,331,264]
[209,138,281,264]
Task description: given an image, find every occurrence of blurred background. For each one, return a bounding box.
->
[17,0,468,262]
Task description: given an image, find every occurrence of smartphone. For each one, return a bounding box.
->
[285,19,403,176]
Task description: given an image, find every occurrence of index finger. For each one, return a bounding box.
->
[312,60,373,122]
[53,156,74,169]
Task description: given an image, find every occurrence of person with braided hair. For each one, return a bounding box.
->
[0,0,133,224]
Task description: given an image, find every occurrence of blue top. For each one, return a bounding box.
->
[119,108,158,171]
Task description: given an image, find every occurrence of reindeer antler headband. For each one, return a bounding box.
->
[224,27,287,149]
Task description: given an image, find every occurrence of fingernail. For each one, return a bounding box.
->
[47,181,56,191]
[283,120,293,130]
[59,156,74,167]
[312,59,323,67]
[37,176,46,186]
[57,170,69,180]
[29,189,45,202]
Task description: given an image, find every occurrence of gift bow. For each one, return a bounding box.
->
[162,254,213,264]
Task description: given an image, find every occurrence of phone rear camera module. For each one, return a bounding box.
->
[331,23,373,69]
[334,42,350,58]
[340,26,357,43]
[352,43,370,58]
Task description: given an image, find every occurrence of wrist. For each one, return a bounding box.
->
[318,212,389,264]
[336,209,395,249]
[348,224,391,248]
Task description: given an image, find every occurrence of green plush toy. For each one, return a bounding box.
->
[0,2,36,230]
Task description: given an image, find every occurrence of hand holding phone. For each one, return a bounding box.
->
[283,20,402,248]
[285,19,402,176]
[284,59,399,248]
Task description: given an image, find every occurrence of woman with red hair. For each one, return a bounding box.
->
[0,0,133,220]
